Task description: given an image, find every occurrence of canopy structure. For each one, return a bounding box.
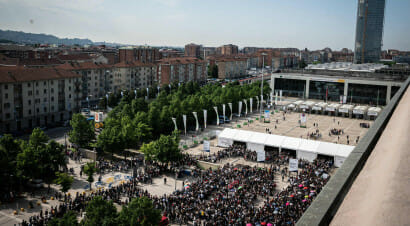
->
[217,128,355,167]
[293,100,304,107]
[338,104,354,113]
[325,103,341,112]
[312,102,328,111]
[353,105,369,115]
[367,107,382,116]
[300,101,316,110]
[287,103,296,109]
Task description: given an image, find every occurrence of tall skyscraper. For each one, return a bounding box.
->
[354,0,386,64]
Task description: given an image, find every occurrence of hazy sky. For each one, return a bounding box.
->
[0,0,409,50]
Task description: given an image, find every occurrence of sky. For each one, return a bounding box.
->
[0,0,409,50]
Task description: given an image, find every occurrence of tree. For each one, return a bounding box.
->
[141,134,181,164]
[48,211,79,226]
[54,172,73,193]
[0,135,22,194]
[82,196,118,226]
[99,97,107,110]
[117,197,161,226]
[83,162,96,190]
[97,125,124,156]
[69,113,95,147]
[208,64,218,78]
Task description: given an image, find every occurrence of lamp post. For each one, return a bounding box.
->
[260,53,267,122]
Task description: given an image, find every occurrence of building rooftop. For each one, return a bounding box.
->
[306,62,388,72]
[0,66,81,83]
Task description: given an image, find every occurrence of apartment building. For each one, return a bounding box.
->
[119,46,160,63]
[207,56,247,79]
[156,57,206,85]
[217,44,239,56]
[0,66,81,133]
[184,43,201,58]
[111,61,156,92]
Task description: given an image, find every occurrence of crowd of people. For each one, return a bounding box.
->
[360,122,370,128]
[329,128,344,136]
[198,144,257,163]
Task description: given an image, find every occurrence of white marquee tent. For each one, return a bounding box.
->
[217,128,354,167]
[367,107,382,117]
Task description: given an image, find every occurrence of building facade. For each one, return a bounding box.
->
[217,44,239,56]
[119,46,160,64]
[0,66,81,133]
[354,0,386,63]
[207,56,247,79]
[184,43,201,58]
[111,62,156,92]
[156,57,206,85]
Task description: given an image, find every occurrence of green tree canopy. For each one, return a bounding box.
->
[69,113,95,147]
[48,211,79,226]
[140,134,181,164]
[54,172,73,193]
[82,196,118,226]
[117,197,161,226]
[83,162,96,190]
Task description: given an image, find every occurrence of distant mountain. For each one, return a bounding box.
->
[0,29,93,45]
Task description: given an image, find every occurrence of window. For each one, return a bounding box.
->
[4,103,10,108]
[36,82,39,87]
[51,88,54,93]
[36,108,39,113]
[69,86,71,91]
[51,97,54,101]
[43,81,46,85]
[27,83,31,87]
[28,100,31,105]
[36,90,39,95]
[28,91,33,96]
[4,85,8,89]
[44,89,47,94]
[51,106,54,111]
[5,93,8,99]
[5,113,10,119]
[69,79,72,83]
[51,81,53,85]
[69,94,71,99]
[28,110,31,115]
[43,97,47,102]
[44,107,47,112]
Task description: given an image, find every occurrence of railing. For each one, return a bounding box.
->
[296,76,410,226]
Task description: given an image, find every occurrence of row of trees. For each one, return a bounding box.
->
[94,81,271,160]
[48,196,161,226]
[0,128,68,197]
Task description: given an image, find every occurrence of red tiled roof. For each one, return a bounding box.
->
[157,57,205,65]
[113,61,155,68]
[55,61,111,70]
[0,66,81,83]
[18,58,63,66]
[0,54,19,66]
[57,53,94,61]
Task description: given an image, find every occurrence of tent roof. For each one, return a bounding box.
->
[368,106,382,112]
[293,100,304,105]
[248,132,269,144]
[354,105,368,111]
[298,139,320,152]
[281,137,301,150]
[234,129,253,142]
[217,128,238,140]
[340,104,354,110]
[336,144,355,157]
[264,134,286,147]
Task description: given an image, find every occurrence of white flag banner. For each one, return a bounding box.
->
[340,95,343,104]
[243,99,247,116]
[343,95,347,104]
[214,106,219,125]
[256,96,259,112]
[280,90,283,101]
[289,158,299,172]
[203,109,207,129]
[121,91,124,97]
[222,104,226,122]
[270,92,273,106]
[146,87,149,96]
[300,113,307,124]
[228,103,233,120]
[250,98,253,113]
[106,94,109,101]
[238,101,242,116]
[183,114,187,135]
[264,110,270,119]
[203,140,210,152]
[193,112,199,131]
[261,95,264,108]
[275,92,278,105]
[134,90,137,99]
[172,117,177,131]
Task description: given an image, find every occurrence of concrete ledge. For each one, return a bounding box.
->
[296,76,410,226]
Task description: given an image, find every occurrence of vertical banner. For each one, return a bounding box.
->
[157,86,160,96]
[238,101,242,116]
[146,87,149,98]
[214,106,219,125]
[106,94,109,101]
[256,96,259,112]
[134,89,137,99]
[121,91,124,97]
[183,114,187,135]
[325,87,328,103]
[261,95,264,111]
[270,92,273,106]
[340,95,343,104]
[192,112,199,131]
[172,117,177,131]
[289,159,299,172]
[203,109,207,129]
[222,104,226,122]
[300,113,307,126]
[280,90,283,102]
[343,95,347,104]
[250,98,253,113]
[275,92,278,105]
[243,99,247,116]
[228,103,233,120]
[203,140,210,152]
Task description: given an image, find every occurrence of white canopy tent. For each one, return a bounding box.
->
[353,105,368,115]
[325,103,341,112]
[217,129,355,167]
[312,102,327,111]
[300,101,316,110]
[339,104,354,113]
[293,100,304,107]
[367,107,382,117]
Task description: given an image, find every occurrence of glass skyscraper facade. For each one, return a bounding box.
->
[354,0,386,64]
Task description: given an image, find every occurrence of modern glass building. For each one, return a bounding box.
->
[354,0,386,64]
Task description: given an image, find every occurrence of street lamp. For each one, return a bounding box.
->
[260,53,267,122]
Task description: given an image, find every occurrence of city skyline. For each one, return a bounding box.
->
[0,0,409,50]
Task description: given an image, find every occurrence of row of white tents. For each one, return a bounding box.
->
[284,100,382,118]
[217,128,354,167]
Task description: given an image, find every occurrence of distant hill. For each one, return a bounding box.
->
[0,29,93,45]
